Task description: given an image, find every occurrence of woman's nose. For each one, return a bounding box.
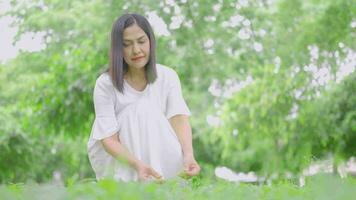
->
[132,43,141,54]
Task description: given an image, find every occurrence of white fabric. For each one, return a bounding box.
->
[87,64,191,181]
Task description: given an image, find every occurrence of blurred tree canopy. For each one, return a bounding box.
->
[0,0,355,183]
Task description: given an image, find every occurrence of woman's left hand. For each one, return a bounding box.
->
[182,154,201,177]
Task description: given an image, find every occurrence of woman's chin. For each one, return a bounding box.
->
[130,62,148,69]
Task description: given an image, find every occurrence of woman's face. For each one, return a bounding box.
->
[122,24,150,70]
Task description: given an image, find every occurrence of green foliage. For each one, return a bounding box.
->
[1,0,355,183]
[209,70,355,175]
[0,121,93,183]
[0,109,34,182]
[296,72,356,162]
[1,175,356,200]
[209,65,303,174]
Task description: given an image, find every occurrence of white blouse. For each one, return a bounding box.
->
[87,64,191,181]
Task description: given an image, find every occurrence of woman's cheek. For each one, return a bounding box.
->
[123,51,130,62]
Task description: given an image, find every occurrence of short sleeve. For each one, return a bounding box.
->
[91,74,120,140]
[165,70,191,119]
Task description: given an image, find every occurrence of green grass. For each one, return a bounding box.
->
[1,174,355,200]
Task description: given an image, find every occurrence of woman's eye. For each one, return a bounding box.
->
[123,43,129,47]
[138,40,146,44]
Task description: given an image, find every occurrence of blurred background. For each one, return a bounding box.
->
[0,0,355,184]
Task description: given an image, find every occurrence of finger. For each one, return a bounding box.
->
[155,177,165,184]
[184,167,194,176]
[184,166,192,174]
[184,163,192,170]
[184,164,195,172]
[186,165,200,176]
[192,164,201,172]
[149,168,163,179]
[183,164,188,172]
[139,176,148,182]
[191,167,200,175]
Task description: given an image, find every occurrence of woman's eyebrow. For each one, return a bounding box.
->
[123,35,146,42]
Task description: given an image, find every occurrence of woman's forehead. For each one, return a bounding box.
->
[123,35,147,42]
[123,24,148,41]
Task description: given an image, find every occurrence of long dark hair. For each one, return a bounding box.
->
[108,13,157,93]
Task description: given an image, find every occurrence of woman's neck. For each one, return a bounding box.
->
[125,67,146,83]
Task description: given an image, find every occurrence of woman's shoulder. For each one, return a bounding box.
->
[96,72,111,84]
[156,63,178,80]
[95,72,115,91]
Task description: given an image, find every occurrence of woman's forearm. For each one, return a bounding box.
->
[101,134,140,168]
[169,115,194,157]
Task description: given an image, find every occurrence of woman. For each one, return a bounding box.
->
[87,13,200,182]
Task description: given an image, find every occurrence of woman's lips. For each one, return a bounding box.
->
[131,56,145,61]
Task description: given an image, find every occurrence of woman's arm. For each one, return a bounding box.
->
[101,134,163,181]
[101,134,140,168]
[169,114,201,176]
[169,115,194,157]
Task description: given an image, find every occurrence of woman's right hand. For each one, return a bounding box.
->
[134,161,163,182]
